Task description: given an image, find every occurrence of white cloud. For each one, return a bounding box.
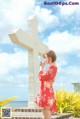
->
[0,50,28,75]
[57,57,68,70]
[0,65,28,101]
[60,0,80,16]
[46,31,80,54]
[34,6,59,32]
[60,65,80,78]
[54,65,80,91]
[0,36,12,44]
[0,70,28,87]
[0,0,35,27]
[0,0,35,44]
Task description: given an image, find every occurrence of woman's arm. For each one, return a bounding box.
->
[38,66,57,82]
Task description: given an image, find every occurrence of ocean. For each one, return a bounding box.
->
[7,101,28,108]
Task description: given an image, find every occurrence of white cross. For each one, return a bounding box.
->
[8,15,49,107]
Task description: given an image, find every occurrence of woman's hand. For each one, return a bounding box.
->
[40,61,45,71]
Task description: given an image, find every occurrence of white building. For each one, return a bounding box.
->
[72,83,80,92]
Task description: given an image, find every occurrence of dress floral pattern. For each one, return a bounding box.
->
[34,65,58,113]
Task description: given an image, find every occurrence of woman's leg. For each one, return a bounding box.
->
[42,109,51,119]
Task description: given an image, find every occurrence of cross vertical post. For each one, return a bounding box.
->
[8,16,49,108]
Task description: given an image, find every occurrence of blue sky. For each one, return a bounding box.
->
[0,0,80,101]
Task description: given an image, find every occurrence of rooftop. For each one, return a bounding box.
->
[72,83,80,85]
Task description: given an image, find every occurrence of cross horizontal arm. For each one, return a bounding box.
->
[8,29,34,50]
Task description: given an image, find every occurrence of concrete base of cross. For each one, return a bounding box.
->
[12,107,73,119]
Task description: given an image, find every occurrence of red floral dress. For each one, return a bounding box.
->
[34,65,58,113]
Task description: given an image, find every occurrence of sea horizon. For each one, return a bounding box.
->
[6,101,28,108]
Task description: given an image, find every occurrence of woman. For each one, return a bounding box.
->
[34,50,58,119]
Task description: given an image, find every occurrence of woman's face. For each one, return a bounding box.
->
[44,54,51,64]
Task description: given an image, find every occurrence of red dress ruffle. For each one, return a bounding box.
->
[34,65,58,113]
